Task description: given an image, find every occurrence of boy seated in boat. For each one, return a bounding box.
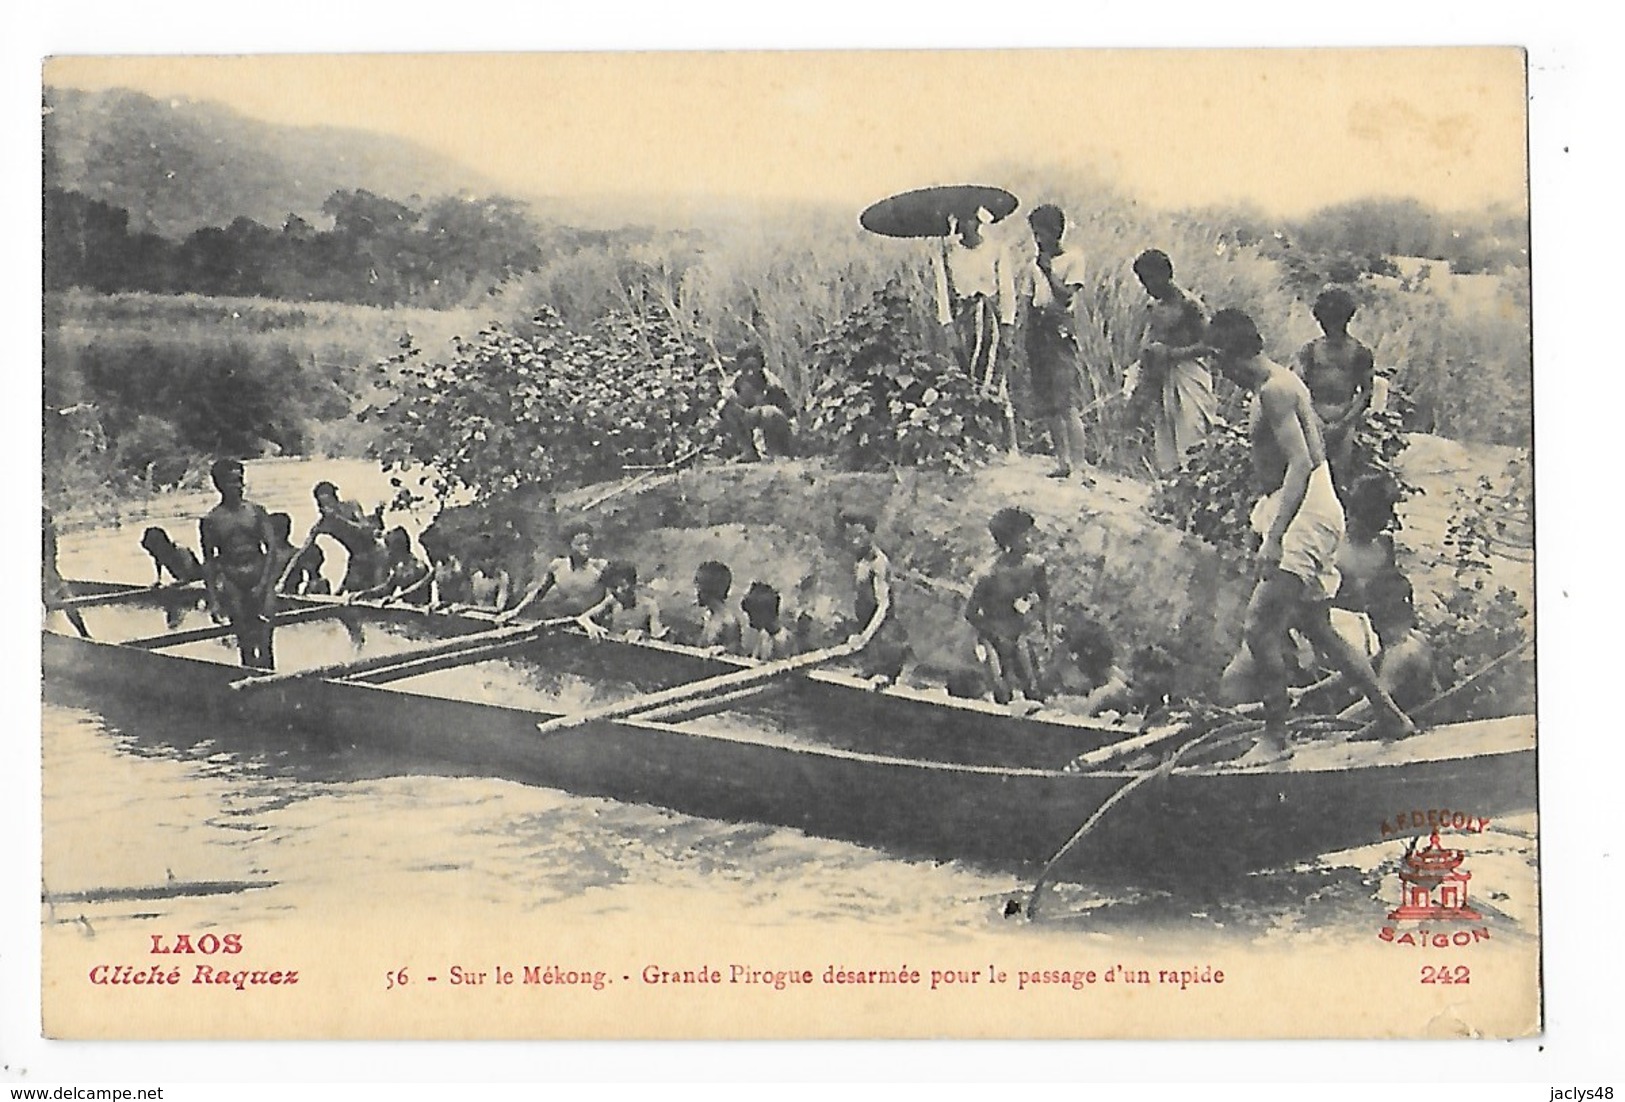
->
[351,527,432,606]
[691,559,744,654]
[1044,612,1133,717]
[502,522,607,621]
[465,533,513,613]
[291,543,330,595]
[740,581,796,660]
[965,506,1051,706]
[1126,643,1180,716]
[578,560,667,642]
[1330,570,1441,720]
[840,509,909,684]
[416,522,472,608]
[140,526,204,586]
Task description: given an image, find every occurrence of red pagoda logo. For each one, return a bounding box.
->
[1387,828,1482,922]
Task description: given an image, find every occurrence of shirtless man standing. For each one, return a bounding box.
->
[1207,309,1415,762]
[1295,287,1375,488]
[199,458,278,669]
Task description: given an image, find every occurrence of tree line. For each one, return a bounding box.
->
[43,187,588,308]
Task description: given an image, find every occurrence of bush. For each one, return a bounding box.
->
[804,284,1007,472]
[1424,456,1534,719]
[1144,417,1255,550]
[365,306,723,504]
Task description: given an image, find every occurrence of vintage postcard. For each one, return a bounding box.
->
[34,47,1537,1042]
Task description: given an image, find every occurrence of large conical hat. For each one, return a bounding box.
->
[859,184,1020,239]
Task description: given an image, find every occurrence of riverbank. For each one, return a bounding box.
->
[495,434,1532,703]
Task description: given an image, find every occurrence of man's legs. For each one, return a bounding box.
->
[1297,604,1415,734]
[977,637,1012,705]
[720,399,760,461]
[1238,570,1302,759]
[753,407,795,459]
[1049,408,1090,481]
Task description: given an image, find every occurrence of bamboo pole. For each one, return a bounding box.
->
[229,617,572,692]
[536,589,890,737]
[51,581,204,610]
[125,603,341,649]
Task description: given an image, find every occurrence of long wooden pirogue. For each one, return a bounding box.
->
[42,582,1536,881]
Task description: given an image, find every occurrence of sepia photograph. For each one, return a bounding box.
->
[18,16,1583,1070]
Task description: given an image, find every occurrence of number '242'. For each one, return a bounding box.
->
[1419,964,1470,984]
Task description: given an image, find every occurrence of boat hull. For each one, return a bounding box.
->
[42,600,1538,880]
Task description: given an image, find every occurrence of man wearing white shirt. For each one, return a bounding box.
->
[932,207,1018,449]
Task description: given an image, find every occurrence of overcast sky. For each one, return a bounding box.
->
[46,49,1528,219]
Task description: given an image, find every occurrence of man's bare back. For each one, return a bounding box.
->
[1249,361,1328,495]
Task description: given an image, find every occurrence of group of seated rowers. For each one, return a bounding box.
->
[148,471,1436,721]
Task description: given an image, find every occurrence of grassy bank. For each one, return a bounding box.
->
[43,291,498,516]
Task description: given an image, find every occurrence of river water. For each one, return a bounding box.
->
[40,458,1539,1000]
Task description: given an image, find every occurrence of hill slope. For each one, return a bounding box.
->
[44,86,503,237]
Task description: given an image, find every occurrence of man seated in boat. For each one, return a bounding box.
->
[690,560,744,654]
[464,533,513,612]
[740,581,796,660]
[839,510,908,684]
[501,522,607,621]
[140,526,204,587]
[965,506,1051,707]
[1043,612,1133,717]
[1323,471,1403,655]
[199,458,279,670]
[350,527,432,607]
[578,560,667,642]
[296,481,388,595]
[1312,570,1441,720]
[42,507,90,638]
[290,543,330,595]
[719,346,796,462]
[1126,643,1180,716]
[1205,309,1415,762]
[416,522,471,608]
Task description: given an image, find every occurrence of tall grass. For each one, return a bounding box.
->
[45,178,1532,519]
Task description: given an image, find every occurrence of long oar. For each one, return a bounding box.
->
[1063,722,1188,771]
[52,581,204,610]
[229,616,572,692]
[576,445,708,513]
[535,593,891,736]
[126,603,342,649]
[1026,724,1218,921]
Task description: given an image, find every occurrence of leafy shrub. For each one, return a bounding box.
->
[1144,417,1255,550]
[804,284,1006,472]
[1425,456,1534,719]
[365,306,722,503]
